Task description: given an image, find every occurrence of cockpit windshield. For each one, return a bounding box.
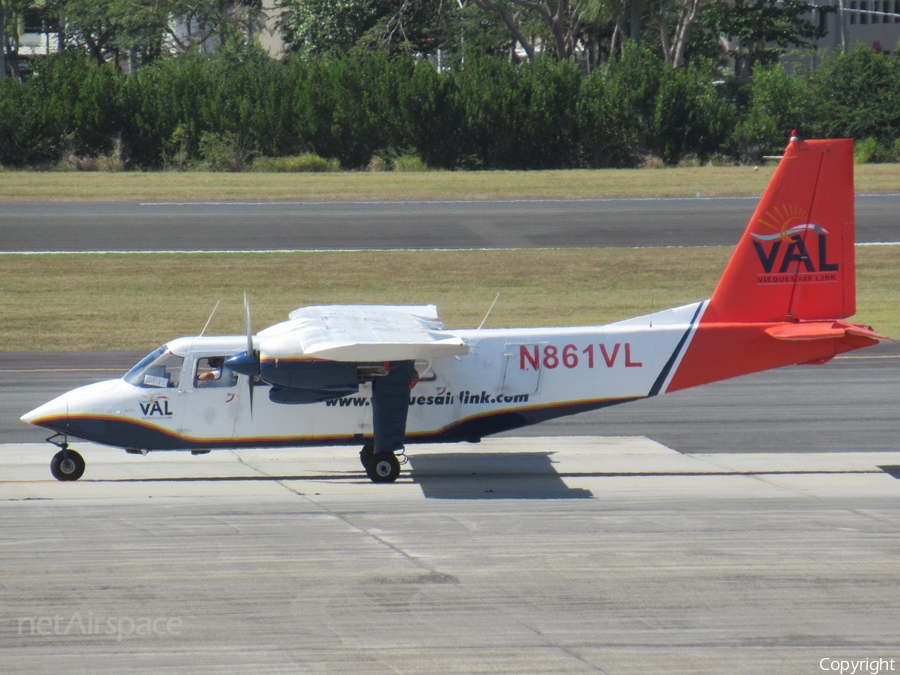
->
[124,347,185,389]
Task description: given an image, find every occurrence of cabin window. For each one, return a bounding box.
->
[124,348,185,389]
[194,356,238,388]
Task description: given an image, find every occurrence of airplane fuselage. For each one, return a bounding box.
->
[26,303,707,452]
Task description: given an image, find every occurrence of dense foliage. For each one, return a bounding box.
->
[3,44,900,170]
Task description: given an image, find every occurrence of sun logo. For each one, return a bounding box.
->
[749,202,839,276]
[751,204,809,242]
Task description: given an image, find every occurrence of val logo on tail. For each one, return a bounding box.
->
[22,136,887,483]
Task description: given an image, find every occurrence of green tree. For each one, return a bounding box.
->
[470,0,589,63]
[703,0,827,78]
[2,0,39,79]
[733,61,805,159]
[805,46,900,148]
[277,0,384,55]
[54,0,135,66]
[277,0,454,57]
[133,0,265,55]
[654,0,705,68]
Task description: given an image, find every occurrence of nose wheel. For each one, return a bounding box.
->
[50,448,85,481]
[47,435,86,481]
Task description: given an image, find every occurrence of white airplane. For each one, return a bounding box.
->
[22,137,887,483]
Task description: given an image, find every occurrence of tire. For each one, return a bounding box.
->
[359,442,375,469]
[50,449,85,481]
[365,452,400,483]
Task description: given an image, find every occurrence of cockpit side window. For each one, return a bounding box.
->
[194,356,238,388]
[124,348,185,389]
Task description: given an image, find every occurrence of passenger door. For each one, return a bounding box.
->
[180,355,241,441]
[500,342,545,396]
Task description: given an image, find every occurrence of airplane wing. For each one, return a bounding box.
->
[256,304,469,362]
[225,304,468,458]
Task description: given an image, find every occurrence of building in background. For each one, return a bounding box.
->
[816,0,900,53]
[3,0,285,75]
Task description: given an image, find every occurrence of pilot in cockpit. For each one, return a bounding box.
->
[195,357,237,388]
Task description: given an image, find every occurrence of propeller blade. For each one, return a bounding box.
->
[246,292,255,417]
[244,291,253,356]
[225,291,257,376]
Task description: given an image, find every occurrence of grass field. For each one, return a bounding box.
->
[1,163,899,202]
[1,165,895,352]
[2,246,896,352]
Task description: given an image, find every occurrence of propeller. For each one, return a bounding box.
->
[224,292,260,414]
[244,291,253,356]
[226,293,260,376]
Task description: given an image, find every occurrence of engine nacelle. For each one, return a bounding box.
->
[259,360,360,404]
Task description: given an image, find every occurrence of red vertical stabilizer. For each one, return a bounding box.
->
[705,138,855,324]
[664,138,886,394]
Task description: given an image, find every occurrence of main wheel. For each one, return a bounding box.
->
[50,449,85,481]
[359,442,375,469]
[365,452,400,483]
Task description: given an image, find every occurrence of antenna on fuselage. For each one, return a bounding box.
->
[200,300,220,337]
[477,293,500,331]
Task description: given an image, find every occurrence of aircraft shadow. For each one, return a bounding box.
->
[407,451,593,500]
[877,465,900,479]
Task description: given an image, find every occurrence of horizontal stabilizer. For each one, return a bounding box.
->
[765,321,889,342]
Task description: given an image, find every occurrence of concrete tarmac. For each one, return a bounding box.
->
[1,195,899,251]
[3,195,898,673]
[2,437,900,674]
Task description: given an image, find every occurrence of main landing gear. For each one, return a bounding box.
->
[47,435,85,482]
[359,442,403,483]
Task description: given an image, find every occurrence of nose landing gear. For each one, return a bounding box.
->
[47,434,86,482]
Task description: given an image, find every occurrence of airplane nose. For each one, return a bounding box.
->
[21,394,68,427]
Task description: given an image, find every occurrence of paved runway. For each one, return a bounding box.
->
[2,437,899,674]
[3,195,898,674]
[1,195,898,251]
